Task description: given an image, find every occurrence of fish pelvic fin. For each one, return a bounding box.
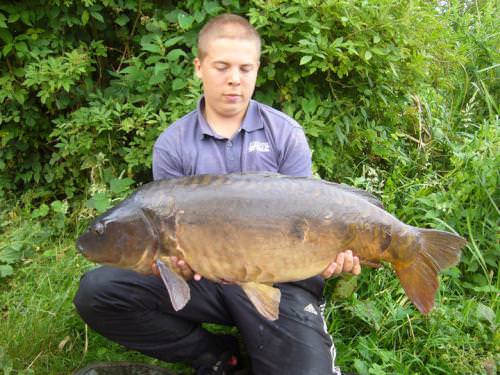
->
[395,229,466,314]
[156,259,191,311]
[240,282,281,321]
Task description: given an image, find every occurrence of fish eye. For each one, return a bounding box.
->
[94,222,105,235]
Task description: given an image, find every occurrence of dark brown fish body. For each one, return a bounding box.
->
[77,173,466,319]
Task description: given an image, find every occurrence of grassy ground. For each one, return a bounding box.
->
[0,212,497,375]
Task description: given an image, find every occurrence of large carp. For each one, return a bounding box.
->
[77,173,466,320]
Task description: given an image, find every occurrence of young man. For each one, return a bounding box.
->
[75,14,360,375]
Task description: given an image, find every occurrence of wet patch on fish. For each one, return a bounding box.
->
[291,218,309,242]
[380,229,392,252]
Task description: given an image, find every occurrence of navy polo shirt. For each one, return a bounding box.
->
[152,97,312,180]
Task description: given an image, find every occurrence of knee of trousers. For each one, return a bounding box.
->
[73,266,139,322]
[73,267,107,321]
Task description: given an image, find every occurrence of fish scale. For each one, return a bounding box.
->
[77,172,467,320]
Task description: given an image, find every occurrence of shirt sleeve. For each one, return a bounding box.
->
[278,126,313,178]
[152,131,185,180]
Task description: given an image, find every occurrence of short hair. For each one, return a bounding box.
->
[197,13,261,60]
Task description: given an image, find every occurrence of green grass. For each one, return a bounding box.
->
[0,218,497,375]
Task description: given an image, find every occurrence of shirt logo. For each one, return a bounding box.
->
[248,141,270,153]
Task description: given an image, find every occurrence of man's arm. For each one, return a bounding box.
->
[152,145,184,180]
[278,127,313,177]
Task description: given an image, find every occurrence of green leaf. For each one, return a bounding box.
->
[149,72,166,85]
[86,192,111,213]
[81,10,90,25]
[31,204,49,219]
[333,274,358,299]
[141,43,161,54]
[0,265,13,278]
[0,244,22,264]
[364,50,373,61]
[204,1,222,15]
[166,48,187,61]
[371,47,386,56]
[354,359,369,375]
[178,12,194,30]
[476,302,495,330]
[0,29,12,43]
[42,249,56,258]
[20,11,33,26]
[0,13,7,28]
[109,178,134,194]
[115,14,130,27]
[300,55,312,65]
[154,63,169,73]
[349,300,383,331]
[91,11,104,23]
[2,43,12,56]
[172,78,187,91]
[50,200,67,214]
[15,42,28,55]
[145,55,163,65]
[164,36,184,48]
[8,13,20,23]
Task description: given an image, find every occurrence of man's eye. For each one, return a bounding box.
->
[215,66,228,71]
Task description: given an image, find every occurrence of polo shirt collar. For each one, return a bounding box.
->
[197,97,263,139]
[197,97,218,139]
[241,100,264,132]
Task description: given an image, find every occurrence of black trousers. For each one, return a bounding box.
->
[74,267,341,375]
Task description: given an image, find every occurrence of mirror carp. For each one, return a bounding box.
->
[77,173,467,320]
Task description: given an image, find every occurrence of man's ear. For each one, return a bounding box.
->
[193,57,202,79]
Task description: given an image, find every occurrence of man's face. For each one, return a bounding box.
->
[194,35,260,119]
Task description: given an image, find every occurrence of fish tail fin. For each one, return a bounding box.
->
[395,229,466,314]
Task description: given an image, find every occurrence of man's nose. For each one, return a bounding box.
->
[228,68,240,85]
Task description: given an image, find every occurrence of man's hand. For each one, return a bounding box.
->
[321,250,361,279]
[151,257,202,281]
[152,251,359,281]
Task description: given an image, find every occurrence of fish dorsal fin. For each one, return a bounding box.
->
[156,259,191,311]
[240,282,281,321]
[325,182,384,209]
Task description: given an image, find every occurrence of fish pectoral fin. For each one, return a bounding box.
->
[156,259,191,311]
[240,282,281,321]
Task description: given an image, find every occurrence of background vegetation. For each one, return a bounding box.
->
[0,0,498,374]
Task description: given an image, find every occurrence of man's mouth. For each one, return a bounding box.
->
[223,94,242,102]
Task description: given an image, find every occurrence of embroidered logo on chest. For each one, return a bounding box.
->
[248,141,270,153]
